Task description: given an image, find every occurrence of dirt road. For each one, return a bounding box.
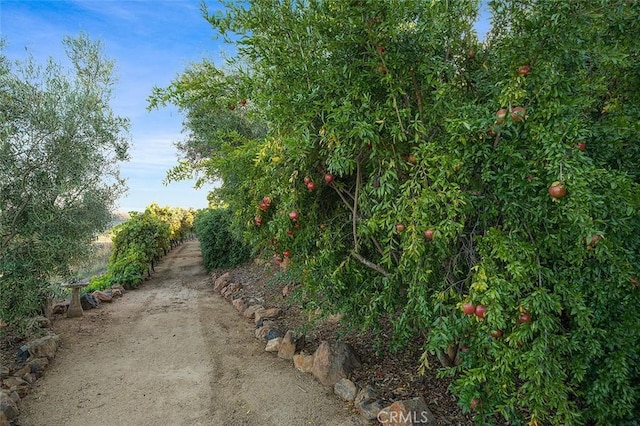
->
[18,241,358,426]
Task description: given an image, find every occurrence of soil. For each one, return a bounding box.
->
[222,259,474,426]
[2,240,473,425]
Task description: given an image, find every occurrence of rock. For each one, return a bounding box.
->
[334,378,357,401]
[293,353,315,373]
[255,324,283,341]
[16,345,30,362]
[278,330,304,360]
[311,341,361,386]
[354,386,385,421]
[3,376,28,388]
[111,284,126,296]
[355,386,377,405]
[110,287,123,297]
[2,377,29,398]
[34,316,51,328]
[253,308,268,324]
[243,304,263,320]
[8,392,19,405]
[0,412,9,426]
[222,283,242,298]
[28,357,49,375]
[22,373,37,384]
[264,307,283,318]
[264,328,283,341]
[254,307,282,323]
[80,293,99,310]
[28,334,60,360]
[92,290,113,303]
[255,323,276,340]
[52,300,69,315]
[0,366,8,380]
[232,298,249,313]
[213,272,231,292]
[257,319,276,329]
[378,397,437,425]
[358,399,386,421]
[265,337,283,352]
[0,390,19,421]
[15,365,30,378]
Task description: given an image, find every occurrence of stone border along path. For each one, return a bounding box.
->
[215,271,440,425]
[3,240,371,426]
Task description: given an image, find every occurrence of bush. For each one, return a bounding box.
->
[86,273,113,293]
[194,208,250,271]
[155,1,640,423]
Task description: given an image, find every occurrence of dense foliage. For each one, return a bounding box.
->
[150,1,639,424]
[88,205,195,291]
[0,35,130,329]
[194,208,251,271]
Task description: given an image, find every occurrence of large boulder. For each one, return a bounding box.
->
[311,341,361,387]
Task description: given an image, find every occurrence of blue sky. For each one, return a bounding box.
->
[1,1,491,213]
[0,0,229,212]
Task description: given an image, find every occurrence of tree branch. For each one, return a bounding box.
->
[353,157,361,251]
[331,183,354,215]
[351,251,390,278]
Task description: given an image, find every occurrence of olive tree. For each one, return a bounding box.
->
[0,34,130,328]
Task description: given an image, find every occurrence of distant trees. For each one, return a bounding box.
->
[0,34,130,329]
[88,204,196,291]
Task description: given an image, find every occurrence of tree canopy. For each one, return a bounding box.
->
[0,34,130,328]
[150,1,639,424]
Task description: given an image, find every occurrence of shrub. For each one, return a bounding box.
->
[155,1,640,423]
[194,208,250,271]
